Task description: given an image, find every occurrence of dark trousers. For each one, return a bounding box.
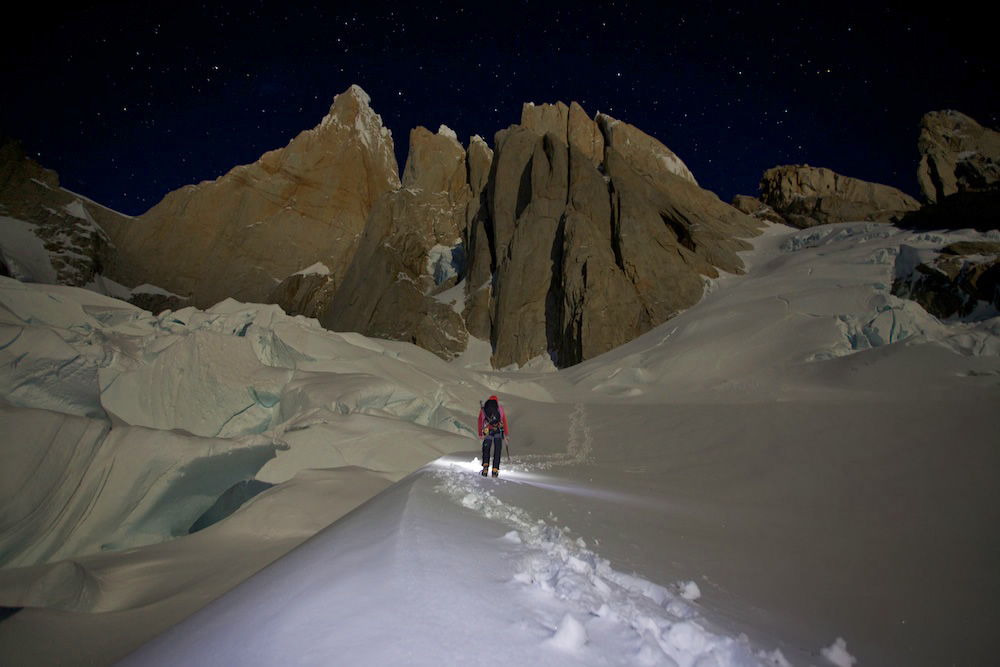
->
[482,433,504,469]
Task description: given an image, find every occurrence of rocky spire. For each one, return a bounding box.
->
[104,85,401,308]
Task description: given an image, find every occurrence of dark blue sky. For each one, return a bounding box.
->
[3,1,996,216]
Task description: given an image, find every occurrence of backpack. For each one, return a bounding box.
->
[483,398,502,432]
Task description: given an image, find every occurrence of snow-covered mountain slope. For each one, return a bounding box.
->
[1,222,998,666]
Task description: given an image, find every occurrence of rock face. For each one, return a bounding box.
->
[5,88,767,369]
[264,264,337,320]
[460,103,762,368]
[0,137,128,285]
[102,85,401,309]
[917,110,1000,203]
[759,165,920,228]
[731,194,789,225]
[596,113,697,185]
[892,241,1000,320]
[461,136,495,340]
[314,99,761,368]
[521,102,604,168]
[320,126,472,359]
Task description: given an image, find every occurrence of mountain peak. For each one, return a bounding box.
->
[346,83,372,104]
[318,85,394,152]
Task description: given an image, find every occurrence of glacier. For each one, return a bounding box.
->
[0,221,998,666]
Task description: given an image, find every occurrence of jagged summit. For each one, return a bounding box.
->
[436,124,458,141]
[18,93,998,371]
[314,96,764,368]
[4,89,764,368]
[319,83,373,125]
[97,85,402,309]
[516,100,697,184]
[317,84,397,162]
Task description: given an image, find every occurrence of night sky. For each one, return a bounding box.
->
[3,2,997,217]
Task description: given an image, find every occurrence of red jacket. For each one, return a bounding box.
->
[477,403,509,437]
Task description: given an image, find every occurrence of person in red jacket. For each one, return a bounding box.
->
[478,395,509,477]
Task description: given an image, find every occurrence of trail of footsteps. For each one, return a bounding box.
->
[515,403,594,471]
[433,466,788,666]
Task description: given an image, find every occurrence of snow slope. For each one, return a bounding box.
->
[1,222,998,666]
[119,461,788,667]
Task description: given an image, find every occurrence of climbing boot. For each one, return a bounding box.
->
[492,468,500,477]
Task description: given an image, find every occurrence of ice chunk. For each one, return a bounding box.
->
[679,581,702,601]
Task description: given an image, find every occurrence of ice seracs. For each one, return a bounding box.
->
[0,275,486,572]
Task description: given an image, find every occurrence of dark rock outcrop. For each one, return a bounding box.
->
[898,111,1000,233]
[126,291,189,314]
[731,195,789,226]
[892,241,1000,320]
[917,110,1000,204]
[758,165,920,228]
[265,267,337,320]
[897,189,1000,233]
[0,137,127,286]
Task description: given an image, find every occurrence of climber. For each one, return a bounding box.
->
[478,395,509,477]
